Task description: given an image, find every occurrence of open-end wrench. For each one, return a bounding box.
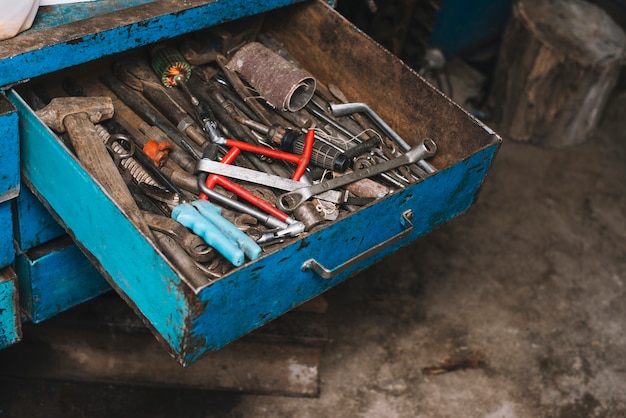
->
[276,138,436,212]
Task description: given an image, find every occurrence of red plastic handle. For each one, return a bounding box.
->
[291,129,314,181]
[198,146,289,222]
[198,147,240,199]
[224,139,302,164]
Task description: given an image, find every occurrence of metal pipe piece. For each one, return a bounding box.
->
[226,42,316,112]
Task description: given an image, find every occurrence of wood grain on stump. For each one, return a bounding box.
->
[488,0,626,147]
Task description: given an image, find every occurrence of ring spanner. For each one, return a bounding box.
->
[276,138,437,212]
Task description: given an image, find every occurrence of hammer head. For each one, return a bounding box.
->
[36,96,114,133]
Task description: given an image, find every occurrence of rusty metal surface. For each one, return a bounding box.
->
[227,41,316,111]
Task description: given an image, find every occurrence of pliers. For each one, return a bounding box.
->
[141,183,262,267]
[171,200,261,267]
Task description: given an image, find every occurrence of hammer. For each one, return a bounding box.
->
[36,96,152,238]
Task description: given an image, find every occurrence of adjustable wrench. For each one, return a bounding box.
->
[276,138,436,212]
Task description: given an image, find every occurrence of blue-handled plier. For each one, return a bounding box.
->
[171,200,262,267]
[140,183,262,267]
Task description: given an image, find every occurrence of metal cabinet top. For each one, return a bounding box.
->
[0,0,305,88]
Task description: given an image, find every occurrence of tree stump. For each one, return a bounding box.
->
[488,0,626,147]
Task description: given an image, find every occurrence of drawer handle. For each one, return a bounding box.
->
[302,210,414,279]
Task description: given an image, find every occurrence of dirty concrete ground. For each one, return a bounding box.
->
[2,80,626,418]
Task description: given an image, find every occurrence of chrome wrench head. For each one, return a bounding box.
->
[276,138,437,212]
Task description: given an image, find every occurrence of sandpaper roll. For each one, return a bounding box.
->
[226,42,316,112]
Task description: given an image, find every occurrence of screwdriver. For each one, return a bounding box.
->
[151,45,225,145]
[236,117,349,172]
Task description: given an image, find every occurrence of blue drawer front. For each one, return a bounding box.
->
[10,83,499,365]
[190,147,498,360]
[15,238,111,324]
[0,200,15,269]
[0,267,21,349]
[0,94,20,201]
[13,186,66,252]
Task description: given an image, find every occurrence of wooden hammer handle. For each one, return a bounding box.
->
[64,112,153,238]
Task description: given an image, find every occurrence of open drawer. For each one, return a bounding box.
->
[9,0,500,366]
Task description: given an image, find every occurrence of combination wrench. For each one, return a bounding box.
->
[276,138,437,212]
[196,159,347,204]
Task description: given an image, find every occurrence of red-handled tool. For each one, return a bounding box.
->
[291,129,314,181]
[199,146,241,195]
[198,147,291,222]
[199,129,315,221]
[218,128,314,180]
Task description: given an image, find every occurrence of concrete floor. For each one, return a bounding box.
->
[2,79,626,417]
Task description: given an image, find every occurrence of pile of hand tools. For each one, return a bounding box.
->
[24,23,437,282]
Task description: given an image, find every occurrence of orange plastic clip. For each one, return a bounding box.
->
[143,140,174,167]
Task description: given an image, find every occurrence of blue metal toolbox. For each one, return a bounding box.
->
[0,201,15,270]
[3,0,500,365]
[0,93,19,272]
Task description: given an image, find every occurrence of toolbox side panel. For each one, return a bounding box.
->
[15,242,111,324]
[0,95,20,201]
[13,187,66,252]
[188,145,499,360]
[11,90,192,362]
[0,0,305,87]
[0,201,15,269]
[0,268,21,350]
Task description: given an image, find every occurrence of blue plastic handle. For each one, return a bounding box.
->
[191,200,262,261]
[171,203,245,266]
